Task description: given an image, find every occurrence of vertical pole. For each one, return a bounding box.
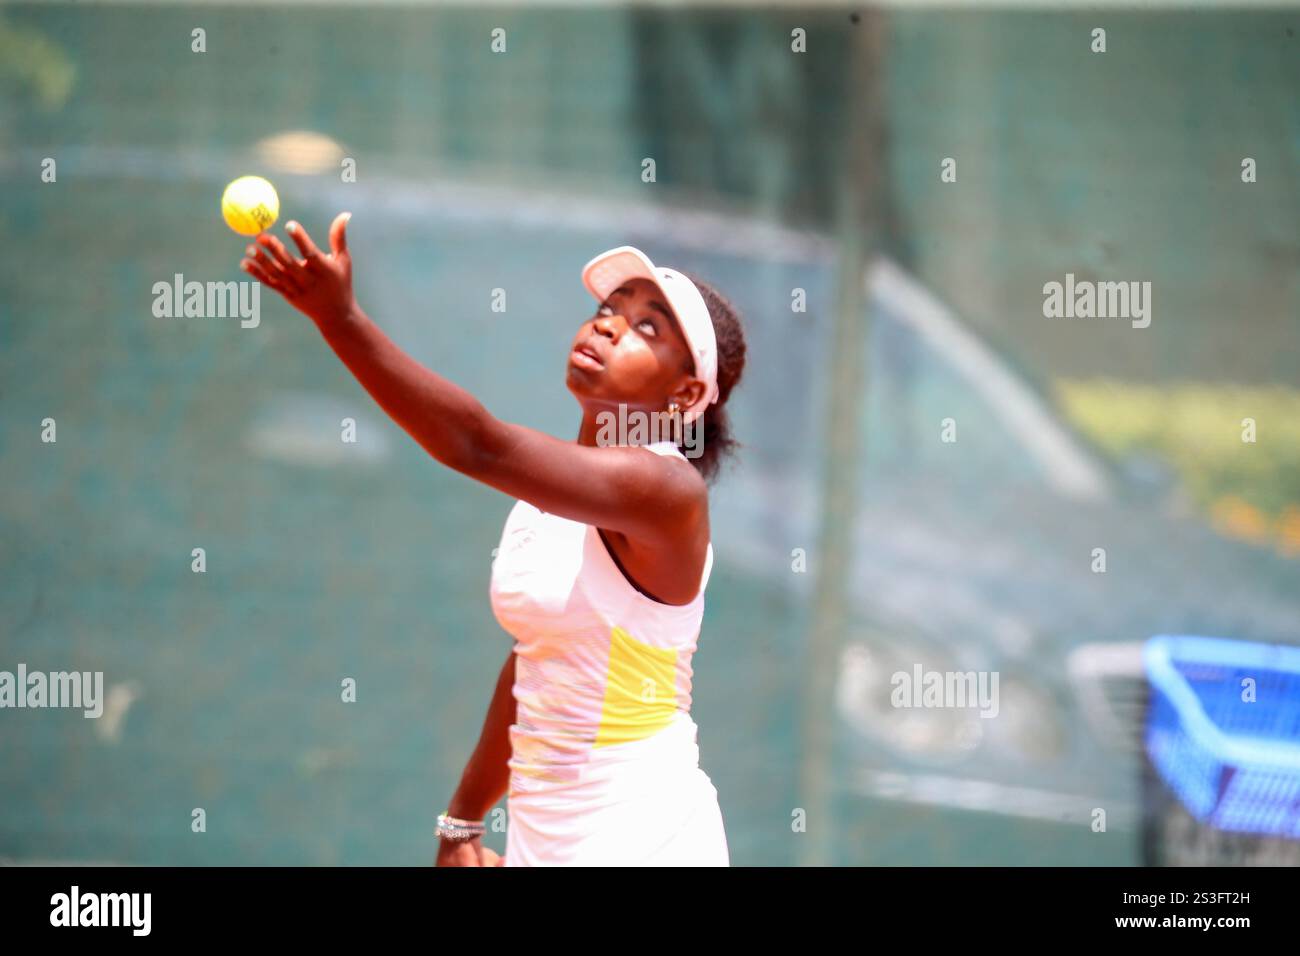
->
[795,10,886,867]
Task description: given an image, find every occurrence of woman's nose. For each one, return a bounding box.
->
[593,313,625,339]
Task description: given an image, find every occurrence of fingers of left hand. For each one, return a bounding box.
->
[254,236,305,292]
[257,232,303,273]
[247,244,278,274]
[285,220,326,268]
[241,258,289,294]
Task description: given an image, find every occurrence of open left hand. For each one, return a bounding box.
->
[240,212,356,327]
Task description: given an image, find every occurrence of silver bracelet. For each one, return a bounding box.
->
[437,812,486,842]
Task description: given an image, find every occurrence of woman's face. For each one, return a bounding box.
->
[566,277,705,413]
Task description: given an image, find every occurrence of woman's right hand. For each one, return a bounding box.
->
[436,835,504,867]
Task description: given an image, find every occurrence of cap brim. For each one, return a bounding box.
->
[582,247,699,359]
[581,246,660,303]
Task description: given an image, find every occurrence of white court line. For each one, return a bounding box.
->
[855,768,1136,827]
[3,145,835,265]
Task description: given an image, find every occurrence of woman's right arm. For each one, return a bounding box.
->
[436,648,517,867]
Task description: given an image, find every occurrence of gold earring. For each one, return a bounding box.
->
[667,400,681,416]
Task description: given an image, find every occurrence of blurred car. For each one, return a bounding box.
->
[711,256,1300,861]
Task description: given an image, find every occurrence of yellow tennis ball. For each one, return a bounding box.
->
[221,175,280,236]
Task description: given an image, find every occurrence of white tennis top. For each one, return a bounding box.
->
[488,440,729,865]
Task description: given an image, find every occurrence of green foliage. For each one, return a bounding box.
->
[0,19,76,111]
[1057,379,1300,549]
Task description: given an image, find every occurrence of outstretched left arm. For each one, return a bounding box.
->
[240,215,705,545]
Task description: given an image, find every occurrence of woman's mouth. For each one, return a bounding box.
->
[570,344,604,371]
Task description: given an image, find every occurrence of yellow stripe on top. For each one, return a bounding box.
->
[594,626,679,748]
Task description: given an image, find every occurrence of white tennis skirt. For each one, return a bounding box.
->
[503,714,730,866]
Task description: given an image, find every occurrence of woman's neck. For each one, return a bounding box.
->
[576,401,673,449]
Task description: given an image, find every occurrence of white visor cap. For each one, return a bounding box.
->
[580,245,720,424]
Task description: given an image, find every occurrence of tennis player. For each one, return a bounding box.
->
[240,215,746,866]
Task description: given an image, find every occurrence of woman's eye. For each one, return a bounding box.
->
[596,304,613,316]
[637,319,657,335]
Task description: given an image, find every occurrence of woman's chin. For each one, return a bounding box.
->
[565,364,603,394]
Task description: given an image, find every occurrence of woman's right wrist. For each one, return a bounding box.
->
[437,811,485,843]
[444,787,490,825]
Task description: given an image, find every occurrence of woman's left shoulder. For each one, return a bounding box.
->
[639,442,706,491]
[638,440,687,460]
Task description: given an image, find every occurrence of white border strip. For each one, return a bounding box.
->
[20,0,1300,8]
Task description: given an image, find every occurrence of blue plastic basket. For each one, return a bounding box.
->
[1144,635,1300,838]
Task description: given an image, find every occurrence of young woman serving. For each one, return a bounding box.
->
[240,215,746,865]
